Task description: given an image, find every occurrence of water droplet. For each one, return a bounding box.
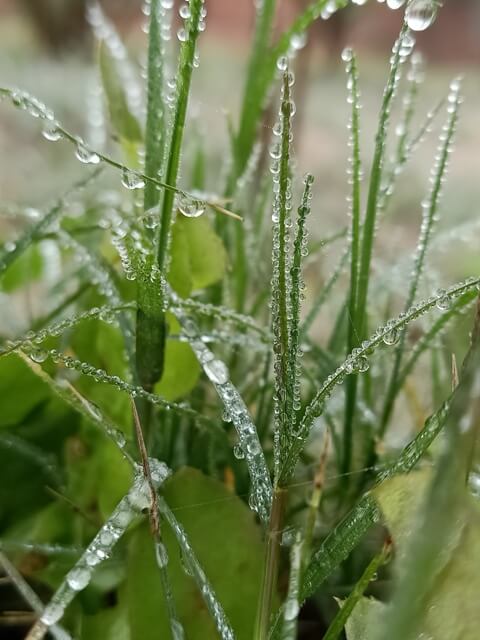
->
[233,443,245,459]
[276,56,288,71]
[30,349,48,363]
[280,526,296,547]
[436,291,451,311]
[203,359,229,385]
[405,0,438,31]
[341,47,354,63]
[383,327,400,346]
[284,598,299,621]
[177,27,187,42]
[177,194,205,218]
[179,4,191,19]
[171,620,185,640]
[143,207,159,229]
[67,566,91,591]
[75,141,100,165]
[155,541,169,568]
[122,169,145,190]
[386,0,406,9]
[42,120,62,142]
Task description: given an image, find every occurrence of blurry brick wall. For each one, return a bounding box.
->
[0,0,478,62]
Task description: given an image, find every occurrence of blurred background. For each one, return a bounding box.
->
[1,0,479,312]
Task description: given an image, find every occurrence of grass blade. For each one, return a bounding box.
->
[25,461,171,640]
[171,298,273,524]
[0,169,101,276]
[379,78,462,437]
[157,496,236,640]
[372,300,480,640]
[342,25,411,477]
[155,0,205,272]
[232,0,277,184]
[322,542,391,640]
[143,0,167,214]
[281,276,480,481]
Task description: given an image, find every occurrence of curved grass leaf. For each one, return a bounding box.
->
[280,277,480,482]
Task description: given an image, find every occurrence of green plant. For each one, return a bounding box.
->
[0,1,479,639]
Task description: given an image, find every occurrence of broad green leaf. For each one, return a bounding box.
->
[81,603,130,640]
[96,439,133,518]
[372,470,431,550]
[168,216,227,298]
[372,471,480,640]
[345,597,385,640]
[0,244,43,292]
[70,319,131,431]
[0,354,50,426]
[126,467,264,640]
[99,40,143,146]
[154,314,200,401]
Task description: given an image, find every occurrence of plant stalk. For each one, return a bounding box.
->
[254,487,288,640]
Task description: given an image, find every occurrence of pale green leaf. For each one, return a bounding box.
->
[126,467,264,640]
[168,216,227,298]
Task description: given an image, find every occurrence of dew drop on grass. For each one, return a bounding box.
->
[436,289,451,311]
[42,120,62,142]
[233,443,245,460]
[341,47,353,63]
[276,56,288,72]
[177,27,187,42]
[30,349,48,363]
[155,541,169,568]
[66,566,91,591]
[143,208,159,229]
[203,359,229,385]
[75,141,100,165]
[179,3,191,19]
[177,194,205,218]
[405,0,438,31]
[284,599,300,621]
[171,620,185,640]
[386,0,406,9]
[122,169,145,190]
[383,327,400,346]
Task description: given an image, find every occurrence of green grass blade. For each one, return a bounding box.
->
[342,25,410,476]
[288,175,313,427]
[379,78,462,437]
[0,87,236,220]
[398,289,477,387]
[0,169,101,276]
[171,298,273,524]
[322,543,390,640]
[280,276,480,481]
[235,0,348,180]
[25,462,171,640]
[233,0,277,183]
[279,534,303,640]
[157,496,236,640]
[343,48,363,477]
[372,302,480,640]
[280,395,452,630]
[143,0,166,213]
[155,0,205,273]
[271,70,295,481]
